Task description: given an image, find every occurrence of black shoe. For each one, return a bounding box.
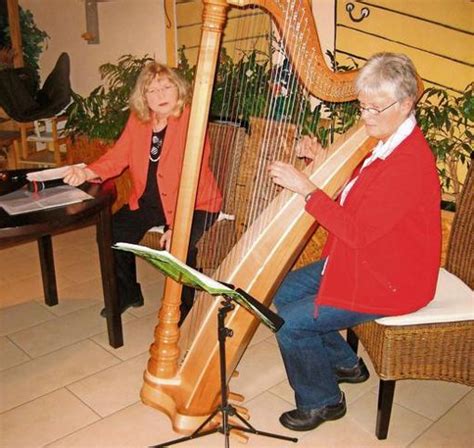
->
[335,358,370,384]
[100,297,144,318]
[279,393,346,431]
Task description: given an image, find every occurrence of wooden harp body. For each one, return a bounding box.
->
[141,0,376,432]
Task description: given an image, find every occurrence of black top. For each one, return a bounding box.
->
[139,127,166,213]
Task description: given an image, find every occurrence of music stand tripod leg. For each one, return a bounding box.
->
[150,296,297,448]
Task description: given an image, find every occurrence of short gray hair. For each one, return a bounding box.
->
[355,53,419,102]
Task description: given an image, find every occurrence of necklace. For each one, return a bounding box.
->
[150,133,163,162]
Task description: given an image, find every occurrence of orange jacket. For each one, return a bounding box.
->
[88,107,222,226]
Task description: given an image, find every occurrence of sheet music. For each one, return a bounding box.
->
[114,242,284,332]
[26,164,87,182]
[0,185,93,215]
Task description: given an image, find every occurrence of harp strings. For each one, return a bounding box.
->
[179,1,357,353]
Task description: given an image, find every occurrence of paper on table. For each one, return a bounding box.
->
[26,164,87,182]
[0,185,93,215]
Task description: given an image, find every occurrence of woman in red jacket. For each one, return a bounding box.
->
[268,53,440,432]
[63,62,222,323]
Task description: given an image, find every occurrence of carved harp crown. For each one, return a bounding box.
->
[140,0,375,433]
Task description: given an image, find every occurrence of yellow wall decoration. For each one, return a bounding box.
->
[335,0,473,94]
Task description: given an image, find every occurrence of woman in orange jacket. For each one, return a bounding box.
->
[63,62,222,322]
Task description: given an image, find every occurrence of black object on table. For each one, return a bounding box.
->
[0,170,123,348]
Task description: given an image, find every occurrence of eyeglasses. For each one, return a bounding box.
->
[358,100,398,116]
[147,84,177,96]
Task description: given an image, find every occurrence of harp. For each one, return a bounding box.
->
[141,0,376,432]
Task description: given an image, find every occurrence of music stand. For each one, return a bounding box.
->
[150,293,297,448]
[112,243,298,448]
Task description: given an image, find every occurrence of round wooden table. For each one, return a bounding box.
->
[0,176,124,348]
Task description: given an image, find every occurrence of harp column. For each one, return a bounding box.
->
[145,0,229,379]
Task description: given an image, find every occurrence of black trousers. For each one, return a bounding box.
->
[112,204,218,319]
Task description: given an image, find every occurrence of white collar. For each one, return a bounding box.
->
[370,113,417,162]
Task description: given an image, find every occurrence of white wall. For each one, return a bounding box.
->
[20,0,167,96]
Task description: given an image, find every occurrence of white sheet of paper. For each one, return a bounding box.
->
[26,164,87,182]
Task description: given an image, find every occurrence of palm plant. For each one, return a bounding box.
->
[65,54,154,142]
[416,83,473,203]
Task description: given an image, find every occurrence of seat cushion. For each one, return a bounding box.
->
[376,268,473,326]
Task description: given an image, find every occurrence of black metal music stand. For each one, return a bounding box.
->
[150,294,298,448]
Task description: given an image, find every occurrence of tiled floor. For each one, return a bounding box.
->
[0,225,472,448]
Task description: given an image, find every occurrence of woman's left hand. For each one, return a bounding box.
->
[268,161,317,197]
[160,229,172,251]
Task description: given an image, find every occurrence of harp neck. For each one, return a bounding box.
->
[228,0,358,102]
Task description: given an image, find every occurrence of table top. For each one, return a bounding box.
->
[0,170,116,246]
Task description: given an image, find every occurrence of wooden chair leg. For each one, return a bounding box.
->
[20,124,29,159]
[376,379,396,440]
[346,327,359,353]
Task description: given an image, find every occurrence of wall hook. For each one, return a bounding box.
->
[346,2,370,23]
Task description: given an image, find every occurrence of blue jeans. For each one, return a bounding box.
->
[274,259,383,410]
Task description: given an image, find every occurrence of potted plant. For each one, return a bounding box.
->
[0,5,49,86]
[415,82,473,264]
[416,82,473,209]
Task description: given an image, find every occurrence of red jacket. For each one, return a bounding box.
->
[306,126,441,316]
[89,107,222,226]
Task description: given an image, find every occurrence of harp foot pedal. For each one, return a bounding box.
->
[230,428,249,444]
[229,391,245,402]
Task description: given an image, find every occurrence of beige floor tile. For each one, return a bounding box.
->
[350,391,433,446]
[1,274,77,307]
[269,379,295,405]
[393,379,471,420]
[297,415,382,448]
[67,352,149,417]
[410,389,474,448]
[46,402,179,448]
[92,314,157,361]
[0,335,30,371]
[0,388,100,448]
[37,296,102,316]
[0,240,36,259]
[230,340,287,402]
[59,256,103,284]
[9,304,134,358]
[52,245,95,269]
[136,257,163,283]
[0,286,42,308]
[248,321,275,347]
[127,279,163,318]
[0,249,41,282]
[150,392,301,448]
[0,301,55,336]
[52,226,96,249]
[0,339,120,412]
[57,277,104,304]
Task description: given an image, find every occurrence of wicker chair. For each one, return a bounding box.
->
[347,162,474,439]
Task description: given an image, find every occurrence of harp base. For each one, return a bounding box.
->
[140,383,210,434]
[149,296,298,447]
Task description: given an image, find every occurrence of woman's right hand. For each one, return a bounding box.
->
[295,135,324,161]
[63,166,97,186]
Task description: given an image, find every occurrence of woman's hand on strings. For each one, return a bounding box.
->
[268,161,316,198]
[160,229,172,251]
[63,166,98,186]
[295,135,324,161]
